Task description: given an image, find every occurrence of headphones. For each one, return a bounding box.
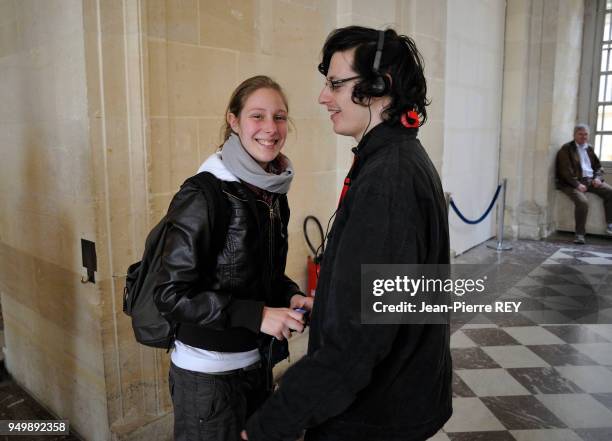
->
[318,30,390,98]
[363,30,389,97]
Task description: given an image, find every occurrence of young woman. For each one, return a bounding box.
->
[154,75,312,441]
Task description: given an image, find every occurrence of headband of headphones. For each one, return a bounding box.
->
[373,30,384,73]
[366,30,388,96]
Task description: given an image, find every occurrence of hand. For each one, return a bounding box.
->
[577,184,588,192]
[261,307,305,340]
[592,178,602,188]
[241,430,248,440]
[290,294,314,312]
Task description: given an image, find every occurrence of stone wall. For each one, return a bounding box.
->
[442,0,506,255]
[333,0,449,193]
[0,0,108,439]
[500,0,584,239]
[146,0,338,290]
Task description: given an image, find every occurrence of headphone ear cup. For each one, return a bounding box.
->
[352,76,389,102]
[369,75,388,97]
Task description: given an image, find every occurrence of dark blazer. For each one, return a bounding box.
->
[246,123,452,441]
[555,140,604,189]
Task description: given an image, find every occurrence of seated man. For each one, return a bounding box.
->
[555,124,612,243]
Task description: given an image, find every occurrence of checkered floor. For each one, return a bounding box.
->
[432,247,612,441]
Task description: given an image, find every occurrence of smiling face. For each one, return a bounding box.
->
[228,87,288,168]
[318,49,385,141]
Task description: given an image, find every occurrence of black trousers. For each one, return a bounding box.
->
[169,362,271,441]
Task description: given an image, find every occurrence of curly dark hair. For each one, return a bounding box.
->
[318,26,429,127]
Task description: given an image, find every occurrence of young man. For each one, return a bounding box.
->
[556,124,612,244]
[243,26,452,441]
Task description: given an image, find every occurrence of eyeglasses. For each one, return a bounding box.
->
[324,75,361,92]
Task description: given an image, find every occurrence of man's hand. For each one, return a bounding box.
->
[260,307,305,340]
[577,184,588,192]
[593,178,603,188]
[290,294,314,312]
[241,430,248,440]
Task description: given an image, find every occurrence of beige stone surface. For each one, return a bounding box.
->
[417,35,446,81]
[442,0,504,254]
[427,78,446,125]
[111,412,173,441]
[149,117,172,194]
[87,2,175,439]
[0,15,21,59]
[415,0,446,38]
[284,118,337,174]
[199,0,257,52]
[147,40,169,117]
[170,43,239,117]
[500,0,586,239]
[0,249,108,440]
[284,234,310,290]
[340,0,396,22]
[147,0,199,44]
[149,117,200,194]
[420,119,445,169]
[0,0,17,25]
[287,171,338,234]
[263,0,335,60]
[197,117,225,161]
[0,1,110,439]
[149,193,174,226]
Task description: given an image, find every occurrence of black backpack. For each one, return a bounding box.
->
[123,172,227,348]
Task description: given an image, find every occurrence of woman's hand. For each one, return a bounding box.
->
[260,307,305,340]
[289,294,314,312]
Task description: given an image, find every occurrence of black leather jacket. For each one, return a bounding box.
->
[153,174,302,352]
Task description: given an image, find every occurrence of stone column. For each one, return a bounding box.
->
[82,0,170,439]
[500,0,584,240]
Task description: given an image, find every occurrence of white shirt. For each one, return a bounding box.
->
[576,142,594,178]
[171,340,260,373]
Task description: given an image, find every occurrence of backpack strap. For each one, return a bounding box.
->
[187,171,230,255]
[163,172,229,348]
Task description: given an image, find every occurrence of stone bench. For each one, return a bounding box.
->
[555,190,608,235]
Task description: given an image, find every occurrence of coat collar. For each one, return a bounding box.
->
[572,140,592,151]
[353,123,418,162]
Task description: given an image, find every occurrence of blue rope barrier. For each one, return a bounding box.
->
[450,184,502,225]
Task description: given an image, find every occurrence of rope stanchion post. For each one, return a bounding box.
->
[450,185,501,225]
[486,178,512,252]
[448,179,511,252]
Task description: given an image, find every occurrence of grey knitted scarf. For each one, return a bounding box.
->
[221,133,294,194]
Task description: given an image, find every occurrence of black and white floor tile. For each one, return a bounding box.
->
[431,245,612,440]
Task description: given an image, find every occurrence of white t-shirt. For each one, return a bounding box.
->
[171,340,260,373]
